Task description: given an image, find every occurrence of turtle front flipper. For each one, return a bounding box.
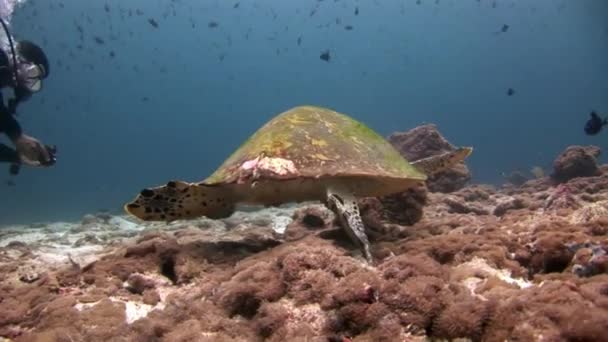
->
[326,187,373,263]
[124,180,235,222]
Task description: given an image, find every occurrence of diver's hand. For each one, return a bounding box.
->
[14,134,54,167]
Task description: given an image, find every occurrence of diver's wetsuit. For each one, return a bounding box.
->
[0,93,20,163]
[0,46,21,164]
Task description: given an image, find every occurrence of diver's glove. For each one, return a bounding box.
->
[42,144,57,166]
[14,134,56,167]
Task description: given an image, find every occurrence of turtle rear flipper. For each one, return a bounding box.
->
[326,187,373,263]
[124,180,236,221]
[411,147,473,176]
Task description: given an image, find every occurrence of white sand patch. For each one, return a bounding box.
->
[455,257,533,297]
[0,215,149,269]
[74,297,166,325]
[74,301,100,311]
[35,245,104,265]
[0,231,49,247]
[74,276,185,325]
[271,216,293,234]
[119,299,166,324]
[462,277,485,299]
[108,216,144,231]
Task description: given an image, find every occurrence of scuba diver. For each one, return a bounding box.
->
[0,18,56,177]
[585,111,607,136]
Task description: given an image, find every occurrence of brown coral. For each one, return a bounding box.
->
[551,145,601,183]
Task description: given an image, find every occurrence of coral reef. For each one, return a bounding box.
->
[1,145,608,341]
[551,145,601,183]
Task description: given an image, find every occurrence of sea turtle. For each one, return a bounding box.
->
[124,106,472,262]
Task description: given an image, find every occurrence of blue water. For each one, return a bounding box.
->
[1,0,607,224]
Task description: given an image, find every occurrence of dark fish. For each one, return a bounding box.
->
[9,163,20,176]
[233,3,240,9]
[501,24,509,32]
[507,88,515,96]
[344,25,353,30]
[297,36,302,46]
[208,21,219,28]
[6,179,15,186]
[109,51,115,58]
[320,50,330,62]
[584,111,607,135]
[354,7,359,15]
[93,36,105,45]
[148,18,159,28]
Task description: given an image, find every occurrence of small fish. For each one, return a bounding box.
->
[320,50,330,62]
[494,24,509,35]
[6,179,15,186]
[148,18,159,28]
[9,163,20,176]
[354,7,359,15]
[584,111,607,135]
[506,88,515,96]
[93,36,105,45]
[344,25,353,30]
[208,21,219,28]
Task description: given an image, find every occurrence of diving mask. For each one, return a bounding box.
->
[18,62,45,92]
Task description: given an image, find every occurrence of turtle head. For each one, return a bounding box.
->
[411,147,473,176]
[124,180,235,221]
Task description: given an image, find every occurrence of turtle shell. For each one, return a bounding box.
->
[203,106,426,190]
